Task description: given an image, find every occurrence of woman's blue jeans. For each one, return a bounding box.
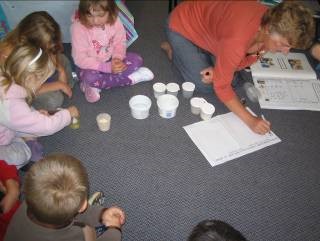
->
[165,17,214,93]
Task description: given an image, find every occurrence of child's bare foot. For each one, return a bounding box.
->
[160,41,173,61]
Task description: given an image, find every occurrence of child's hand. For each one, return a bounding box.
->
[200,67,214,84]
[112,58,127,74]
[38,109,49,116]
[101,206,125,228]
[67,106,80,118]
[59,81,72,98]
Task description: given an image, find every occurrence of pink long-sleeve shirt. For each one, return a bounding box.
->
[71,15,127,73]
[0,82,71,145]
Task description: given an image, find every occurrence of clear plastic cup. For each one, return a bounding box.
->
[96,113,111,132]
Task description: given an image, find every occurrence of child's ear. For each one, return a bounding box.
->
[78,199,88,213]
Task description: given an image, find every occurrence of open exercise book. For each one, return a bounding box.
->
[183,110,281,167]
[250,52,320,111]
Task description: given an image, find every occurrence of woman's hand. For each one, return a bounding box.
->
[112,58,127,74]
[200,66,214,84]
[248,116,271,135]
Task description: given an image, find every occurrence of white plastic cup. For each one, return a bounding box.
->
[96,113,111,132]
[200,103,215,120]
[153,82,166,99]
[190,97,207,115]
[182,82,195,98]
[166,83,180,96]
[129,95,152,119]
[157,94,179,119]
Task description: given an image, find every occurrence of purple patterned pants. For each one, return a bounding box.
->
[76,52,143,89]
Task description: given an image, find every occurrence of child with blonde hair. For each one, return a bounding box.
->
[0,44,79,168]
[71,0,154,103]
[0,11,74,112]
[5,153,125,241]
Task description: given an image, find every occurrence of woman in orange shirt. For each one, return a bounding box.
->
[163,1,314,135]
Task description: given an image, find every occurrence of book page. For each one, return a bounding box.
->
[183,111,281,167]
[250,52,316,80]
[253,77,320,111]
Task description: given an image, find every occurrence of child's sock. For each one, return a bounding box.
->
[128,67,154,85]
[83,83,101,103]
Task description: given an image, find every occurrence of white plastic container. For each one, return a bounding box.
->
[157,94,179,119]
[200,103,215,120]
[182,82,195,98]
[190,97,207,115]
[129,95,152,119]
[166,83,180,96]
[153,82,166,99]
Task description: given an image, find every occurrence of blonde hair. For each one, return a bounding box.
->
[0,44,54,103]
[261,1,315,49]
[0,11,63,65]
[24,154,89,226]
[78,0,118,27]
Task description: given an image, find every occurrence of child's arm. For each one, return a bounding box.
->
[0,179,19,214]
[0,161,19,214]
[36,81,72,98]
[112,17,127,61]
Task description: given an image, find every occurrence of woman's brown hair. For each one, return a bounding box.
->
[261,1,315,49]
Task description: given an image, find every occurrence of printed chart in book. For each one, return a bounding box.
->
[183,110,281,167]
[250,52,320,111]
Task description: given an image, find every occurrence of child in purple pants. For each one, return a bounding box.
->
[71,0,154,103]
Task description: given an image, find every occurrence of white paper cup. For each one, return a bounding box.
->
[157,94,179,119]
[190,97,207,115]
[200,103,215,120]
[129,95,152,119]
[182,82,195,98]
[153,82,166,99]
[96,113,111,132]
[166,83,180,96]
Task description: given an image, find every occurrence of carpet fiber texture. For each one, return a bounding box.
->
[40,1,320,241]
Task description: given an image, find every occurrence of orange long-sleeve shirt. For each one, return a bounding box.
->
[169,1,267,102]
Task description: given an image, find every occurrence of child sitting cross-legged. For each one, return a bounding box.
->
[4,153,125,241]
[71,0,154,103]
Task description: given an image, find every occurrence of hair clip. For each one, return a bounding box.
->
[28,48,43,66]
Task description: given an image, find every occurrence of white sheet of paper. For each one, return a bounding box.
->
[183,111,281,167]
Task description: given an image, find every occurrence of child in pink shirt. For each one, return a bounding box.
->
[71,0,154,103]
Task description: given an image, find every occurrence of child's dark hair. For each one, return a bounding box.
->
[188,220,247,241]
[78,0,118,27]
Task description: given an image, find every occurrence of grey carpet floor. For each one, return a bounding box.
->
[40,1,320,241]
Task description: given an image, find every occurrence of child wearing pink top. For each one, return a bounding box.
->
[71,0,154,103]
